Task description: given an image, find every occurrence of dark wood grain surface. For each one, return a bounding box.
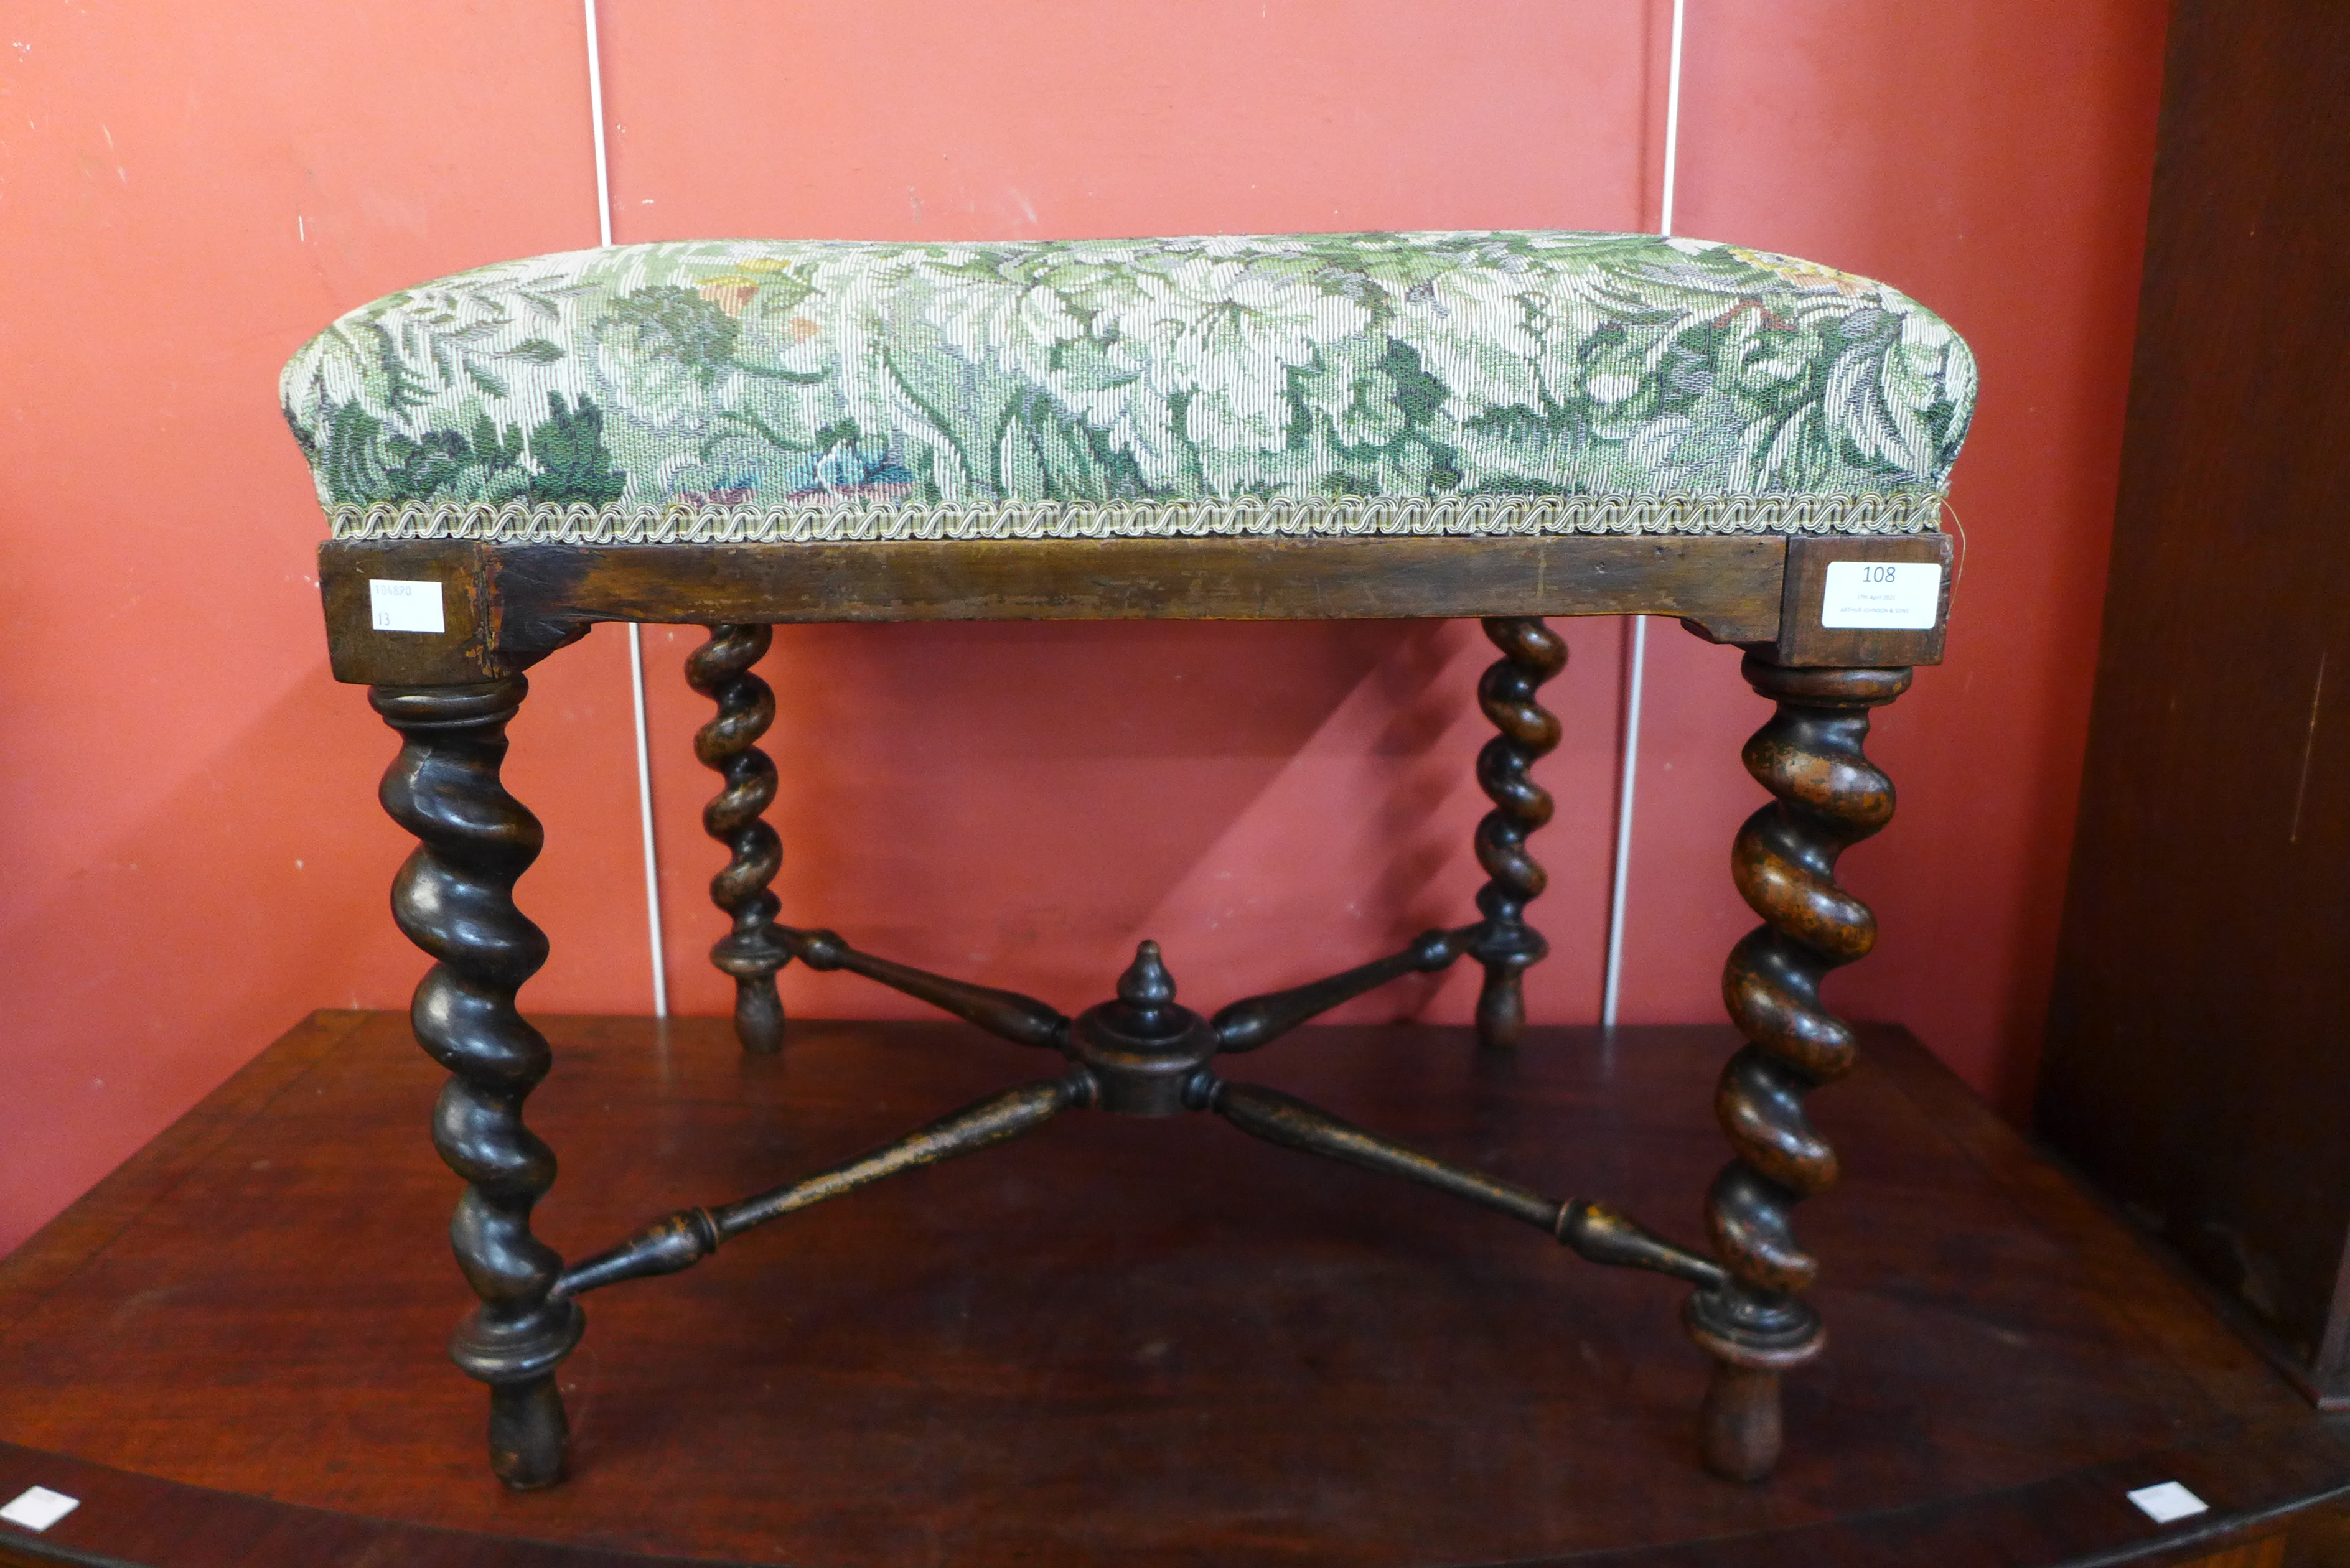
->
[0,1012,2339,1566]
[1772,535,1953,669]
[2036,0,2350,1404]
[321,532,1954,686]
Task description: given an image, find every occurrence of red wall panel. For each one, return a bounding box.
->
[0,1,2167,1254]
[0,1,645,1245]
[1615,2,2169,1113]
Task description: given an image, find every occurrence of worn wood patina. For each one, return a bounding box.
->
[321,526,1953,1489]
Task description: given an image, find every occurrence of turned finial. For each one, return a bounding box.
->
[1069,939,1215,1114]
[1118,940,1177,1010]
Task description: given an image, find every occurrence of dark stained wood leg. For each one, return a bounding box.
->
[1208,1080,1726,1286]
[789,927,1070,1050]
[688,624,789,1054]
[372,678,583,1491]
[1684,656,1910,1482]
[1209,926,1479,1053]
[1469,617,1565,1048]
[554,1073,1086,1299]
[1695,1361,1785,1483]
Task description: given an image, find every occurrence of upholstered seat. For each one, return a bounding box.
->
[284,230,1975,544]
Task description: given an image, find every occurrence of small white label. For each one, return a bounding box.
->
[369,578,446,634]
[1820,561,1942,630]
[2127,1480,2209,1524]
[0,1486,79,1532]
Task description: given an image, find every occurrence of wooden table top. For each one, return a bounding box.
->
[0,1011,2341,1567]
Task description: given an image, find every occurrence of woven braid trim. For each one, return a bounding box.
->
[327,491,1946,544]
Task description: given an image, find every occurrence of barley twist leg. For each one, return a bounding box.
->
[1469,617,1566,1048]
[1683,658,1908,1481]
[373,678,583,1491]
[688,624,789,1054]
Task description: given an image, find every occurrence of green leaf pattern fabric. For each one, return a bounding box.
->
[283,231,1975,541]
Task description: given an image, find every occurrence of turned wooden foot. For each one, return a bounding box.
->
[486,1374,571,1492]
[688,624,790,1055]
[1697,1361,1782,1483]
[1469,617,1565,1048]
[1684,658,1909,1482]
[1684,1308,1822,1483]
[374,678,583,1490]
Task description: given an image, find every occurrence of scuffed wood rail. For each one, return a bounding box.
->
[317,531,1952,688]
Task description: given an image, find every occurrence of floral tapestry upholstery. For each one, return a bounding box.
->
[284,231,1975,544]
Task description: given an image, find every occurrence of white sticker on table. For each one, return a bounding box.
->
[2127,1480,2209,1524]
[1820,561,1942,630]
[0,1485,79,1532]
[370,578,447,634]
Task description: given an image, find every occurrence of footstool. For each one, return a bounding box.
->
[287,229,1974,1491]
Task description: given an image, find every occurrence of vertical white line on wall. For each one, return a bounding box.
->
[586,0,614,248]
[1658,0,1685,240]
[586,0,671,1017]
[626,628,668,1019]
[1601,618,1649,1029]
[1601,0,1685,1031]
